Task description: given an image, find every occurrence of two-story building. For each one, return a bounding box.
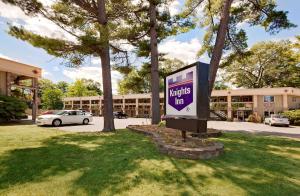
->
[63,87,300,121]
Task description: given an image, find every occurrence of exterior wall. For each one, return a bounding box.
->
[288,95,300,109]
[63,88,300,119]
[0,71,6,95]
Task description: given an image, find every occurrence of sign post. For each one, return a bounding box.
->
[164,62,210,137]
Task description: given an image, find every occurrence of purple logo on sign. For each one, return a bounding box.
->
[168,71,193,111]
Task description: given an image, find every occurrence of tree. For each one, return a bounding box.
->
[114,0,191,124]
[38,79,56,98]
[67,79,98,97]
[41,88,64,110]
[56,81,69,94]
[2,0,140,131]
[221,40,300,88]
[183,0,296,93]
[82,79,102,95]
[118,58,185,94]
[213,81,229,90]
[149,0,160,124]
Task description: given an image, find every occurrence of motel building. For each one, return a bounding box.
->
[63,87,300,121]
[0,57,41,121]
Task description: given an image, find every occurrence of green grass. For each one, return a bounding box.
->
[0,124,299,196]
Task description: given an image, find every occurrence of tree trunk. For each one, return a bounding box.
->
[97,0,115,131]
[209,0,233,94]
[149,0,161,124]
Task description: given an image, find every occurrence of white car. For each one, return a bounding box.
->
[264,114,289,127]
[36,110,93,127]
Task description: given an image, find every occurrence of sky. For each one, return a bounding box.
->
[0,0,299,94]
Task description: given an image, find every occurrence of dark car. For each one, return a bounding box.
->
[113,111,128,119]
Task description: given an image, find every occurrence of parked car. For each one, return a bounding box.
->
[113,111,128,119]
[36,110,93,127]
[264,114,289,127]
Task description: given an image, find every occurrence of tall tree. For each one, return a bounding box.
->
[56,81,69,94]
[183,0,296,93]
[221,40,300,88]
[2,0,138,131]
[42,88,64,110]
[118,0,191,123]
[149,0,160,124]
[82,79,103,95]
[117,58,185,94]
[67,79,99,97]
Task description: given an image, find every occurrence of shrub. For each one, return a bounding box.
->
[0,95,28,121]
[158,121,166,127]
[282,110,300,125]
[247,113,262,123]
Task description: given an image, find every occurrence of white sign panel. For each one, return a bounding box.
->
[166,66,197,117]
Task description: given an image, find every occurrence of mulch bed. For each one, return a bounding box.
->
[129,125,217,148]
[127,125,224,159]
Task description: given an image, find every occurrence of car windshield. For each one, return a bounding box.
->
[54,111,67,115]
[272,114,287,119]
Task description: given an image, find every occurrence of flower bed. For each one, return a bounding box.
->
[127,125,224,159]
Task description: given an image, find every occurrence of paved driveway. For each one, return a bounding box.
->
[56,117,151,132]
[207,121,300,138]
[55,117,300,138]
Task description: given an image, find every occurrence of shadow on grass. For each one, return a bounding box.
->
[198,133,300,195]
[0,130,163,195]
[0,130,299,195]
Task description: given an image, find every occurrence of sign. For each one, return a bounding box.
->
[165,66,197,117]
[164,62,210,134]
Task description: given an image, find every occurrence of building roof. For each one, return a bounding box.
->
[63,87,300,101]
[0,57,42,78]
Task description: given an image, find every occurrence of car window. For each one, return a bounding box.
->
[68,111,77,115]
[76,111,83,115]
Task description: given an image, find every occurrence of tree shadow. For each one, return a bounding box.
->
[198,133,300,195]
[0,130,163,195]
[0,130,299,195]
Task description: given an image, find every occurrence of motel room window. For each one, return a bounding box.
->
[264,96,274,103]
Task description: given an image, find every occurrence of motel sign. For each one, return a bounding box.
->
[164,62,210,134]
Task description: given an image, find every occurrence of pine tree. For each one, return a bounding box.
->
[2,0,140,131]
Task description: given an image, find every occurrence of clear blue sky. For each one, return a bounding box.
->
[0,0,299,93]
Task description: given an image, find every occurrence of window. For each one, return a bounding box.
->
[292,97,297,102]
[264,96,274,103]
[68,111,77,115]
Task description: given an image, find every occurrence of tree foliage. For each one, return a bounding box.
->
[118,58,186,94]
[182,0,296,92]
[67,79,99,97]
[41,88,64,110]
[221,39,300,88]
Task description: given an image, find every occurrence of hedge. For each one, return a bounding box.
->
[0,95,28,121]
[282,110,300,125]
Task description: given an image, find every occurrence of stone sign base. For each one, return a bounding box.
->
[127,125,224,160]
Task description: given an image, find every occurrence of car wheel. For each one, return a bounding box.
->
[52,119,61,127]
[269,122,273,126]
[83,118,89,125]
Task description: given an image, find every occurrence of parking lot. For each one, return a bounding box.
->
[54,117,300,138]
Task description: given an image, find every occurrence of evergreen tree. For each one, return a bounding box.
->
[2,0,140,131]
[182,0,296,93]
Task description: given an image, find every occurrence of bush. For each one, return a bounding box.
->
[0,95,28,121]
[282,110,300,125]
[158,121,166,127]
[247,113,262,123]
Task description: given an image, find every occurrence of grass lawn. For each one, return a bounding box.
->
[0,124,299,196]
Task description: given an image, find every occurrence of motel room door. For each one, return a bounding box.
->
[237,111,245,121]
